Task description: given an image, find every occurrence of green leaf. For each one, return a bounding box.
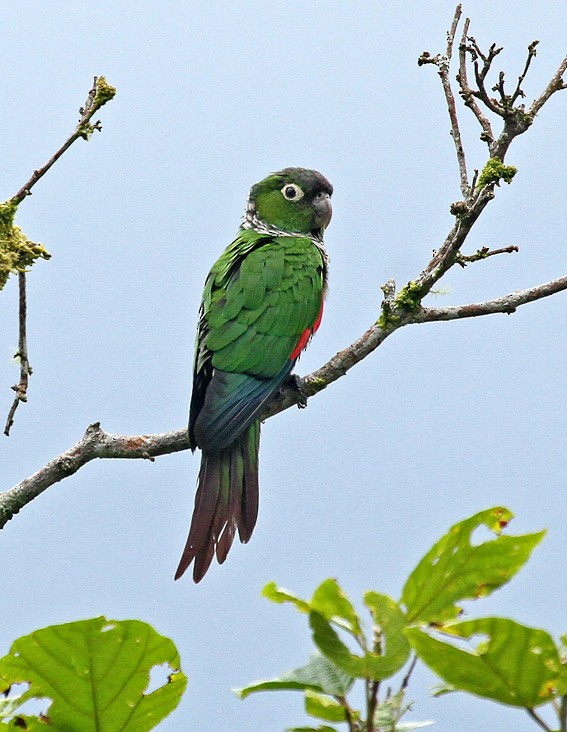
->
[262,581,310,613]
[1,716,49,730]
[310,602,409,681]
[310,579,361,635]
[407,617,567,707]
[233,652,354,699]
[364,592,411,675]
[402,507,544,624]
[304,690,349,722]
[0,617,187,731]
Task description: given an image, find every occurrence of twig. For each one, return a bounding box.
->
[510,41,539,106]
[529,54,567,117]
[469,38,504,115]
[455,244,519,267]
[457,18,494,146]
[4,273,31,436]
[366,679,380,732]
[3,77,116,435]
[443,6,470,196]
[561,694,567,732]
[336,695,358,732]
[419,5,470,196]
[526,707,552,732]
[415,274,567,323]
[400,655,418,693]
[10,77,116,205]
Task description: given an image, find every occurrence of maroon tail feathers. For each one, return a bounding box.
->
[174,421,260,582]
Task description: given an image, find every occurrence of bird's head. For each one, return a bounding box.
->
[244,167,333,239]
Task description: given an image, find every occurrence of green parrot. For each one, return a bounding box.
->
[175,168,333,582]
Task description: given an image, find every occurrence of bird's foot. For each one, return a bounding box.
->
[282,374,308,409]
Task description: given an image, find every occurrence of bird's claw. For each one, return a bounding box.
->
[282,374,308,408]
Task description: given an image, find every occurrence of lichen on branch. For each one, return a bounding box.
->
[0,201,50,291]
[477,158,517,189]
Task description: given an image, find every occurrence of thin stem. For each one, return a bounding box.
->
[10,77,115,205]
[456,244,519,266]
[457,18,494,145]
[3,77,115,435]
[439,5,470,196]
[366,680,380,732]
[336,695,358,732]
[560,694,567,732]
[510,41,539,106]
[529,54,567,117]
[526,707,552,731]
[400,655,418,692]
[4,272,31,436]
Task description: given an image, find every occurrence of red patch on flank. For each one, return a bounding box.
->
[290,303,324,360]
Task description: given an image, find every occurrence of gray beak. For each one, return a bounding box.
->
[312,192,332,229]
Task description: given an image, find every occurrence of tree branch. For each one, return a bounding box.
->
[2,272,566,527]
[3,76,116,436]
[4,272,31,436]
[0,423,189,528]
[1,13,566,532]
[10,76,116,206]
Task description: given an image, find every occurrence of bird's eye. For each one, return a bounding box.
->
[281,183,304,201]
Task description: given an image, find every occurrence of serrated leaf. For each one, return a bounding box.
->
[310,580,361,635]
[0,617,187,731]
[310,607,407,681]
[304,690,348,722]
[402,507,544,624]
[407,617,567,707]
[262,582,310,613]
[233,652,354,699]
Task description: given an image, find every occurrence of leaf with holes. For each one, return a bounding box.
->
[233,652,354,699]
[407,617,567,707]
[0,617,187,731]
[402,507,544,624]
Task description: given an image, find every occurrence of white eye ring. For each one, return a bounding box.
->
[281,183,304,201]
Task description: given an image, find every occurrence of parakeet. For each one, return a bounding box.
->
[175,168,333,582]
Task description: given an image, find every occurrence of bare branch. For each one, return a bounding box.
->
[419,5,470,196]
[416,275,567,323]
[526,707,553,732]
[3,77,116,435]
[10,77,116,205]
[457,18,494,146]
[510,40,539,106]
[529,53,567,117]
[455,244,519,267]
[3,271,566,526]
[469,38,504,116]
[4,273,31,436]
[0,423,189,528]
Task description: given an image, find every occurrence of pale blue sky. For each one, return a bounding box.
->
[1,2,566,730]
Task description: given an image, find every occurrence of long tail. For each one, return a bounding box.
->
[174,421,260,582]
